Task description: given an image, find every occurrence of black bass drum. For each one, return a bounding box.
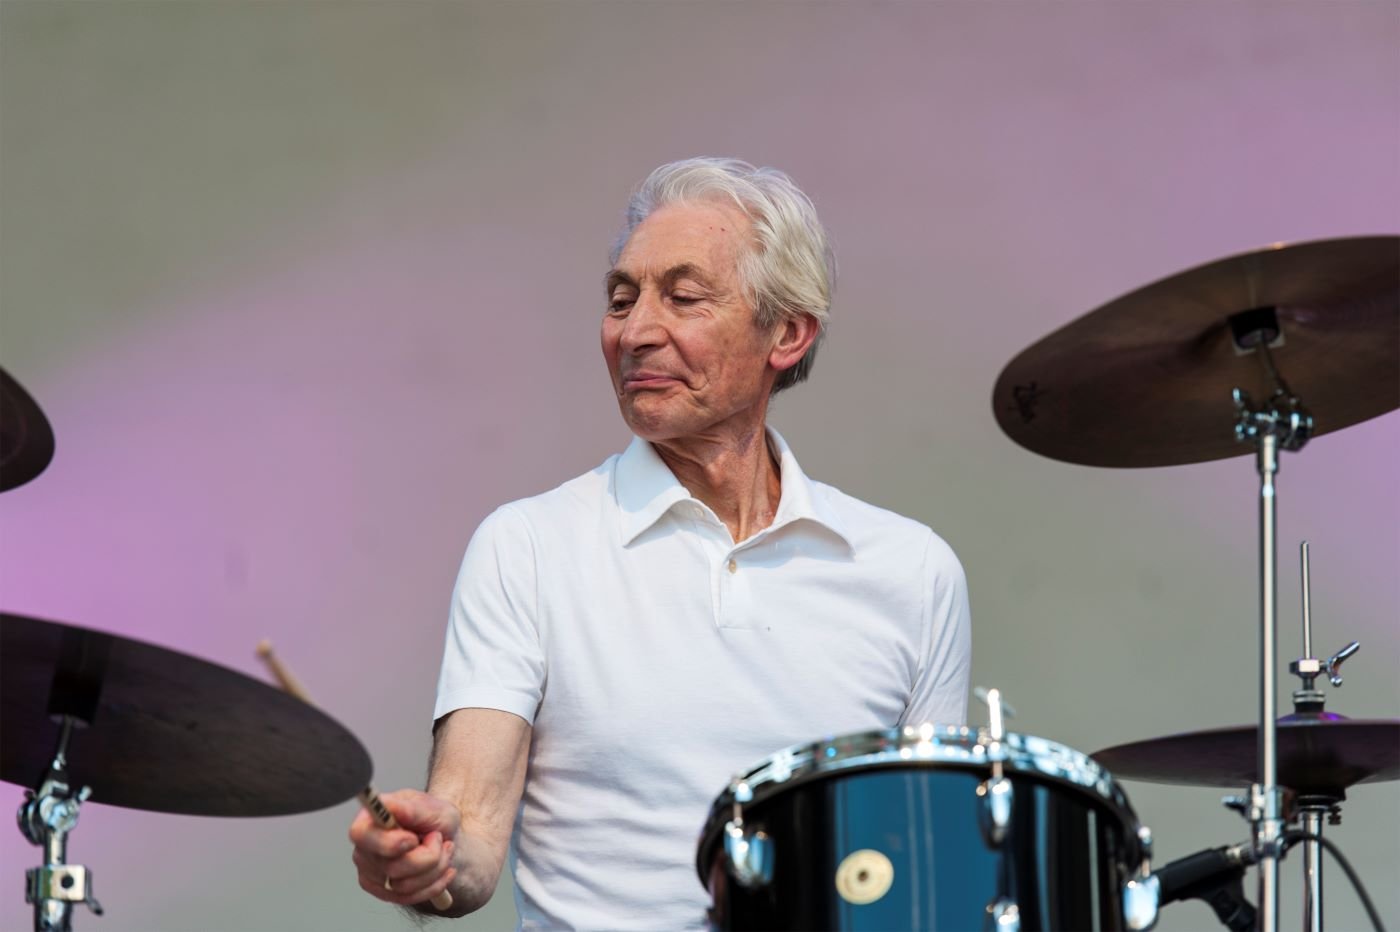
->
[697,724,1159,931]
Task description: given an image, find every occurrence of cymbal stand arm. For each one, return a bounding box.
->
[17,716,103,931]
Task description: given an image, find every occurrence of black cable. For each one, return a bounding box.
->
[1284,830,1387,932]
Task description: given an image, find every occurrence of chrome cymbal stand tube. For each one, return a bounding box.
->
[1298,805,1325,932]
[1231,318,1314,932]
[1253,426,1285,932]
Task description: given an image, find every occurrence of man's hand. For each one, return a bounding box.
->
[349,789,460,908]
[349,709,531,916]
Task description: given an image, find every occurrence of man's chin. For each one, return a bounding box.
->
[618,403,693,443]
[623,421,689,443]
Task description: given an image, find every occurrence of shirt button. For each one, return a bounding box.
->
[727,558,738,574]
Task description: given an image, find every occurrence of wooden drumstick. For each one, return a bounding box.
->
[255,640,454,911]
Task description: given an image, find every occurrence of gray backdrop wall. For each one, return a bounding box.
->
[1,3,1396,930]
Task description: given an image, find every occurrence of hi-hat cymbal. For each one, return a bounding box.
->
[1,612,372,817]
[993,236,1399,468]
[1092,718,1399,797]
[0,367,56,492]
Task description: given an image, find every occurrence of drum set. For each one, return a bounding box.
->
[2,236,1397,931]
[695,236,1398,931]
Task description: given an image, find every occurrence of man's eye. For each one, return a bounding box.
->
[672,293,700,304]
[608,298,634,313]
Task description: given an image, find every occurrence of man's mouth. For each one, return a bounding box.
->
[622,372,681,390]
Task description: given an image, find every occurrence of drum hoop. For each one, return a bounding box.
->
[698,724,1144,878]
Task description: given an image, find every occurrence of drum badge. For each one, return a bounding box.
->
[834,849,894,905]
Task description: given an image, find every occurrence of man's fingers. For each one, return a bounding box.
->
[348,810,421,859]
[377,789,458,835]
[351,836,432,884]
[387,866,458,907]
[366,867,457,908]
[415,865,457,907]
[354,830,449,888]
[356,832,455,907]
[383,831,446,886]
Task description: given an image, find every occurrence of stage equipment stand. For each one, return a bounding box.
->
[1231,316,1314,932]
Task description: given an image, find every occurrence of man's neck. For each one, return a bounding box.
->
[652,421,781,544]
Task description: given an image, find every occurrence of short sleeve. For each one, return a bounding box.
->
[899,530,972,728]
[434,505,546,726]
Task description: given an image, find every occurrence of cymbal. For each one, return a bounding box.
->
[0,367,56,492]
[1092,718,1400,797]
[993,236,1399,468]
[1,612,372,817]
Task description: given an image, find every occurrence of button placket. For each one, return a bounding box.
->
[684,506,734,629]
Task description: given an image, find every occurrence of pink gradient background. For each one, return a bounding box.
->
[1,3,1396,930]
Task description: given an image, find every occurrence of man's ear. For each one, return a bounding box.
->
[769,313,821,374]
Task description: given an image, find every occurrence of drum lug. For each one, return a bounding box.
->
[722,820,773,889]
[1122,825,1160,931]
[1122,875,1160,931]
[722,778,773,889]
[976,775,1014,847]
[984,896,1020,931]
[974,686,1015,848]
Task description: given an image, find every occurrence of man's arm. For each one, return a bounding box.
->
[348,708,531,917]
[899,530,972,728]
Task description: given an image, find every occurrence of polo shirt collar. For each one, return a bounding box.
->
[614,435,692,545]
[615,428,853,549]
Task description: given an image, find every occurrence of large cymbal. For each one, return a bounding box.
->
[1092,718,1399,797]
[0,367,56,492]
[993,236,1399,468]
[1,612,372,817]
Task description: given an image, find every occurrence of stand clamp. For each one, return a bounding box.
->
[18,718,103,931]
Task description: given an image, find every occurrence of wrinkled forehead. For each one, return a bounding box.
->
[612,198,755,279]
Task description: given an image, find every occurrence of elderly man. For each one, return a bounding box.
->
[349,158,971,928]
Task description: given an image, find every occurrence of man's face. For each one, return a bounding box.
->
[602,200,779,442]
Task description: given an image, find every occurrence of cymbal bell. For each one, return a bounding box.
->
[993,236,1399,468]
[1092,717,1399,798]
[1,612,372,817]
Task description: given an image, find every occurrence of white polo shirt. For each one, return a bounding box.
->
[435,429,971,930]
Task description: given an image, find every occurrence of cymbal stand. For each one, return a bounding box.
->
[1285,540,1361,932]
[1231,313,1314,932]
[18,716,103,931]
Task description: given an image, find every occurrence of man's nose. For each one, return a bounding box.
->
[619,291,667,354]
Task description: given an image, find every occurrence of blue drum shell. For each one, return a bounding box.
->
[700,731,1145,931]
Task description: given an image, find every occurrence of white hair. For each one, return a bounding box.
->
[610,157,835,393]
